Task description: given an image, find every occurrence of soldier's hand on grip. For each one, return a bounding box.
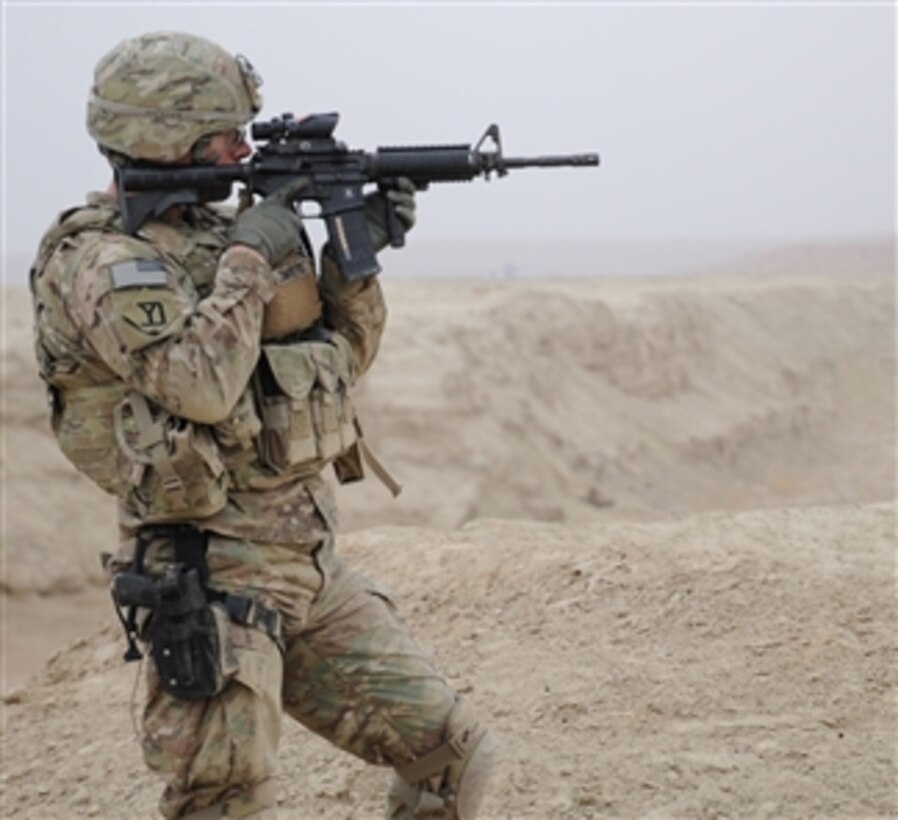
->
[365,177,417,253]
[385,177,417,230]
[228,178,309,265]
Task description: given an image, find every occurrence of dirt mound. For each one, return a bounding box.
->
[344,270,894,529]
[4,271,892,595]
[3,502,895,818]
[2,262,895,817]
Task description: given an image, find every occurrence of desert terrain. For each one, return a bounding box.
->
[1,240,895,818]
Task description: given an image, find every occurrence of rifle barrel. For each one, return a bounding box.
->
[503,153,600,169]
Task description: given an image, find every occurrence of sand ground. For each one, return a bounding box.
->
[1,246,895,818]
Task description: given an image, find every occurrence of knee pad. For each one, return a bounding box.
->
[387,699,497,819]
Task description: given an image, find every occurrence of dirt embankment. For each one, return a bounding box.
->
[1,260,895,818]
[2,503,895,818]
[4,270,893,594]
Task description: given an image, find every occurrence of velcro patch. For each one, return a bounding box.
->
[110,259,169,290]
[105,286,185,351]
[123,299,171,335]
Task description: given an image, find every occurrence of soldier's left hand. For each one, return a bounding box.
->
[385,177,416,230]
[365,177,417,252]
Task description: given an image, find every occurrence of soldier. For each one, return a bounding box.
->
[30,31,494,820]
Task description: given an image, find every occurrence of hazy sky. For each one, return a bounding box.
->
[2,2,894,262]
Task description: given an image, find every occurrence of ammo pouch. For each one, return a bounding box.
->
[53,381,133,497]
[113,392,229,522]
[256,334,360,478]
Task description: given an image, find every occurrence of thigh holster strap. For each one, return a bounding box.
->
[220,592,284,652]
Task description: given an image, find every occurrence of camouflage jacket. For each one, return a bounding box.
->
[30,191,387,544]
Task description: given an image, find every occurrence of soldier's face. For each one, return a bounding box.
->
[199,128,252,165]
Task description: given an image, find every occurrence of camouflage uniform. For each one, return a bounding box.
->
[31,31,493,820]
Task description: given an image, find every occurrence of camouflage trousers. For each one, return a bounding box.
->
[138,533,458,819]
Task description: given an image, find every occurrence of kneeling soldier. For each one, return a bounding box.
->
[31,30,495,819]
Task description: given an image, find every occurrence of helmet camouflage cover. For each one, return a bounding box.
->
[87,31,263,163]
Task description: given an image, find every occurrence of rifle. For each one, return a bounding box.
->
[116,112,600,281]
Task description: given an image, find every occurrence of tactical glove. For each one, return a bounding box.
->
[364,177,417,253]
[228,178,309,265]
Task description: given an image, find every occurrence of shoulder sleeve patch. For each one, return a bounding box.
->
[110,259,169,290]
[120,296,177,338]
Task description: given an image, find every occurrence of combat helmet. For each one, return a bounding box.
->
[87,31,262,163]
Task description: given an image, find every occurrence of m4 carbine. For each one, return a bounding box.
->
[117,113,600,281]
